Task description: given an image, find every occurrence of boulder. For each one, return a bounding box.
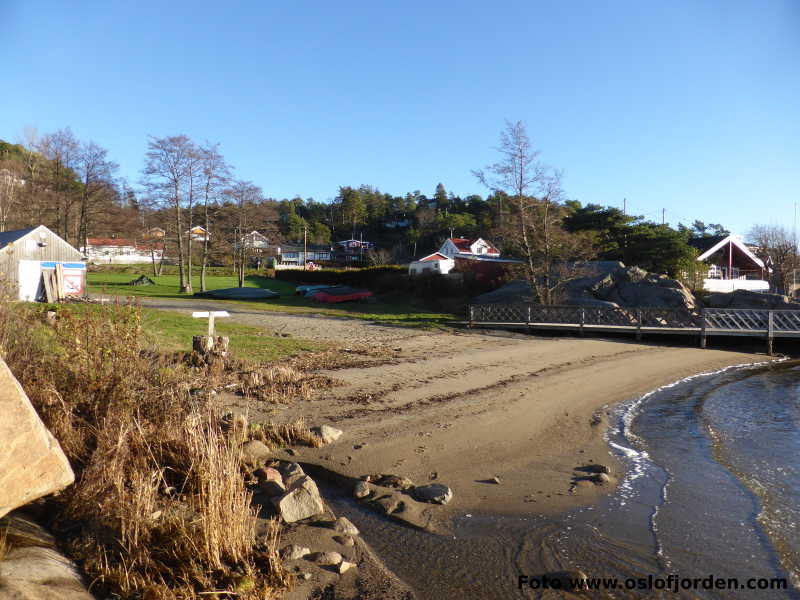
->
[0,359,74,520]
[309,551,342,566]
[313,425,343,445]
[352,481,372,499]
[703,289,800,309]
[475,261,696,311]
[272,476,325,523]
[281,544,310,561]
[333,516,359,536]
[412,483,453,505]
[0,512,91,599]
[241,440,271,466]
[337,560,356,574]
[259,479,286,498]
[277,462,306,489]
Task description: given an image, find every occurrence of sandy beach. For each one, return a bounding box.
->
[268,328,765,525]
[143,299,774,597]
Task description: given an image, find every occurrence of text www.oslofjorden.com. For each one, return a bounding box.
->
[517,573,788,593]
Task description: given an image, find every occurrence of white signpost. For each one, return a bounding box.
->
[192,311,230,336]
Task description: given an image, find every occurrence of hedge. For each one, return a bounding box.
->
[273,266,407,287]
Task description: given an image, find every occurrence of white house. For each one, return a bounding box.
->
[82,237,163,265]
[408,252,455,276]
[185,226,210,242]
[438,237,500,259]
[690,234,771,293]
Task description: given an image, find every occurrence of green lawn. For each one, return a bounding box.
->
[87,271,454,327]
[139,307,325,362]
[51,302,325,363]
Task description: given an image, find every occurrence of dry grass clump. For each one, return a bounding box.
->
[238,365,335,403]
[248,417,323,449]
[287,344,396,372]
[0,301,289,599]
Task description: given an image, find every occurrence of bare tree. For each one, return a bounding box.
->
[76,141,118,251]
[198,143,231,291]
[226,181,263,287]
[748,225,799,295]
[474,121,590,304]
[0,161,24,232]
[142,135,194,292]
[39,128,81,243]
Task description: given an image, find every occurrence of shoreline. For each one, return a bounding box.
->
[273,331,770,528]
[266,336,779,599]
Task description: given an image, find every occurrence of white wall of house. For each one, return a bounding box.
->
[702,278,770,293]
[409,258,455,275]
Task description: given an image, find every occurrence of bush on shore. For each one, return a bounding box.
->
[0,300,300,599]
[273,265,406,287]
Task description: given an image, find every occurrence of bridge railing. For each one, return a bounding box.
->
[467,304,800,334]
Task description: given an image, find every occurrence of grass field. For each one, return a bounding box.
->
[87,271,455,327]
[54,302,325,362]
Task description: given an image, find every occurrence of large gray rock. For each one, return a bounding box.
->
[0,512,91,599]
[703,289,800,309]
[474,262,696,311]
[272,475,325,523]
[0,358,74,520]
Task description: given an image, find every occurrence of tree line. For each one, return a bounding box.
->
[1,124,796,297]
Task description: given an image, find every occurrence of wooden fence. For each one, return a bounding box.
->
[466,304,800,354]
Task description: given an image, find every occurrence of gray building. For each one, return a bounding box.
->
[0,225,86,301]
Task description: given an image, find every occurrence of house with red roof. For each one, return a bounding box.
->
[408,251,455,275]
[82,236,163,264]
[438,237,500,259]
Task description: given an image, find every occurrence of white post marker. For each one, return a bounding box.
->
[192,311,230,336]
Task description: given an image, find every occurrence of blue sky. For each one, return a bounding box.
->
[1,0,798,234]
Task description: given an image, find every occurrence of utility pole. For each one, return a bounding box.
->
[662,208,666,226]
[303,222,308,270]
[623,197,627,215]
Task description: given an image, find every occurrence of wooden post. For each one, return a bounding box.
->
[767,310,774,356]
[579,308,585,337]
[700,308,707,349]
[636,309,643,341]
[527,305,532,332]
[468,305,474,328]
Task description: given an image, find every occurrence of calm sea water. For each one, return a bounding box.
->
[325,360,800,599]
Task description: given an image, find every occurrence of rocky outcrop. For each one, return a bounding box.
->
[474,262,696,310]
[703,289,800,309]
[0,358,74,520]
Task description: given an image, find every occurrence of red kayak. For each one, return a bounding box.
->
[311,286,373,303]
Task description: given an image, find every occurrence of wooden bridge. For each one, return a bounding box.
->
[466,304,800,354]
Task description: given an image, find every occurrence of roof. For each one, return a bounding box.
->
[87,238,135,247]
[447,237,500,255]
[693,234,767,269]
[0,227,37,249]
[418,252,452,262]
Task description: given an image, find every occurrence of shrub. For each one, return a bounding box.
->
[274,265,406,287]
[0,301,289,599]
